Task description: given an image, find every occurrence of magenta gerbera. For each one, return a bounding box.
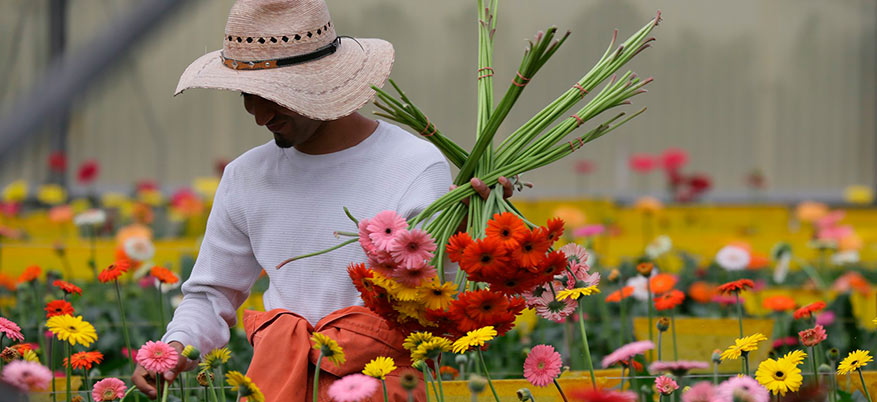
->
[389,228,436,267]
[601,340,655,368]
[648,360,710,376]
[366,211,408,251]
[0,316,24,342]
[391,261,437,288]
[1,360,52,392]
[716,376,769,402]
[655,375,679,395]
[136,341,178,373]
[523,344,563,387]
[682,382,716,402]
[327,373,380,402]
[92,377,127,401]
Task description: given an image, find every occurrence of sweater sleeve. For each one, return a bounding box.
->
[162,163,262,355]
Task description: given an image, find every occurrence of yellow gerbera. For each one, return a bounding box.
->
[837,350,873,375]
[226,371,265,402]
[389,285,419,302]
[311,333,345,366]
[755,357,802,396]
[403,332,435,352]
[556,286,600,301]
[418,279,457,310]
[362,356,396,380]
[22,350,39,362]
[411,337,452,363]
[451,326,497,354]
[720,333,767,361]
[780,350,807,366]
[199,347,231,371]
[46,315,97,347]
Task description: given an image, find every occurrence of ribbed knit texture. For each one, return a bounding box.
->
[162,120,451,354]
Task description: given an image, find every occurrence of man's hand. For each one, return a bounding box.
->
[132,341,189,400]
[451,176,518,205]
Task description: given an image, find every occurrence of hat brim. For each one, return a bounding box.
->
[175,37,394,121]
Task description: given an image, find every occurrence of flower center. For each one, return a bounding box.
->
[480,255,492,263]
[384,228,392,234]
[538,362,545,369]
[432,290,443,296]
[103,389,116,399]
[68,326,76,331]
[501,229,510,237]
[774,371,784,379]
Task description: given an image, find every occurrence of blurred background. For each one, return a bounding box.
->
[0,0,874,201]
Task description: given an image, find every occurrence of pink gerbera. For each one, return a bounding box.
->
[1,360,52,392]
[357,218,375,254]
[798,324,827,347]
[136,341,178,373]
[366,211,408,251]
[389,229,436,267]
[0,316,24,342]
[367,252,397,278]
[527,287,576,322]
[523,344,563,387]
[601,340,654,368]
[655,375,679,395]
[327,373,380,402]
[92,377,127,401]
[715,376,769,402]
[559,243,589,265]
[649,360,710,376]
[391,261,436,288]
[682,382,717,402]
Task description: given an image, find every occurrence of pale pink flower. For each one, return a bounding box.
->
[0,316,24,342]
[559,243,589,265]
[93,377,127,401]
[367,253,397,278]
[649,361,709,376]
[136,341,178,373]
[523,344,563,387]
[389,229,436,267]
[527,288,576,323]
[682,382,717,402]
[601,340,654,368]
[327,373,380,402]
[366,211,408,251]
[715,376,768,402]
[715,245,750,271]
[357,218,375,254]
[798,324,827,347]
[655,375,679,395]
[391,261,436,288]
[1,360,52,392]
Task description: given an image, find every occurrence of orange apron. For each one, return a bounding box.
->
[243,306,428,401]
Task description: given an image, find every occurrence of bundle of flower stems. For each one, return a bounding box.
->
[370,2,660,284]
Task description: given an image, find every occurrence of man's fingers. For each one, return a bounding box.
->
[132,365,157,399]
[498,176,514,199]
[470,178,490,200]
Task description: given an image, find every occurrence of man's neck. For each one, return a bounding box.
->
[294,112,378,155]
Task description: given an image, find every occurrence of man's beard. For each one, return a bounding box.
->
[273,133,294,148]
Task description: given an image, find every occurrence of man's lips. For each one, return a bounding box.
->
[266,119,286,132]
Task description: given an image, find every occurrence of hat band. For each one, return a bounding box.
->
[220,37,341,70]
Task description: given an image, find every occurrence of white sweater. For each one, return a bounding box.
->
[163,120,452,354]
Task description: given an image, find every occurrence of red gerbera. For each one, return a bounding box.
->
[486,267,541,296]
[542,217,565,244]
[511,228,551,268]
[485,212,528,248]
[460,237,510,280]
[618,358,643,372]
[793,301,827,320]
[150,266,179,285]
[17,265,42,284]
[64,351,103,370]
[52,280,82,296]
[717,279,755,295]
[654,290,685,311]
[45,300,74,318]
[348,263,375,295]
[98,266,124,283]
[454,290,509,326]
[606,286,634,303]
[538,250,568,278]
[446,232,474,264]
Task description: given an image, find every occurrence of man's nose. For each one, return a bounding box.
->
[252,101,276,126]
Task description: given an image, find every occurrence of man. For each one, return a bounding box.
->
[133,0,508,399]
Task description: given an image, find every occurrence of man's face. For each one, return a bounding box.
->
[242,93,323,148]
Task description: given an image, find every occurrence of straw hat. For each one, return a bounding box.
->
[175,0,394,121]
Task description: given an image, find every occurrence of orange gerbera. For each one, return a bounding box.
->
[12,343,34,355]
[150,266,179,284]
[17,265,41,284]
[688,282,717,304]
[45,300,75,318]
[649,273,677,294]
[542,217,565,244]
[605,286,634,303]
[98,265,125,283]
[460,237,510,281]
[63,350,103,370]
[793,301,826,320]
[0,273,16,291]
[53,280,82,296]
[654,290,685,311]
[511,228,551,268]
[763,295,796,312]
[485,212,528,248]
[347,263,375,295]
[439,365,460,379]
[717,279,755,295]
[538,250,567,278]
[456,290,510,325]
[446,232,474,264]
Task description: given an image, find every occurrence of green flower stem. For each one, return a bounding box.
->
[735,293,744,338]
[84,368,91,402]
[65,342,72,402]
[113,279,135,373]
[810,346,819,386]
[420,364,434,402]
[476,348,501,402]
[742,352,750,377]
[217,365,226,402]
[89,227,98,281]
[181,373,187,402]
[161,380,170,402]
[859,369,873,402]
[313,352,323,402]
[381,379,389,402]
[619,367,627,391]
[671,309,679,361]
[620,297,630,344]
[276,238,357,269]
[206,374,219,402]
[647,280,654,362]
[713,362,719,385]
[577,301,597,390]
[435,354,445,402]
[657,331,663,361]
[157,283,166,332]
[50,338,56,402]
[120,386,137,401]
[553,378,569,402]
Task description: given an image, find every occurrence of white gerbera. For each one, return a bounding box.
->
[715,245,750,271]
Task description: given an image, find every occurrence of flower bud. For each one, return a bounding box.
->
[455,354,468,366]
[468,374,487,394]
[399,369,419,391]
[0,347,20,363]
[608,269,620,282]
[657,317,670,332]
[637,262,654,277]
[182,345,200,360]
[827,348,839,363]
[711,350,722,364]
[516,388,534,402]
[818,363,832,374]
[412,360,426,371]
[197,371,215,387]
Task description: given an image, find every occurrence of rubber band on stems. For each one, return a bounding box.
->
[512,72,530,87]
[573,83,588,98]
[570,114,585,128]
[477,67,494,80]
[420,116,436,137]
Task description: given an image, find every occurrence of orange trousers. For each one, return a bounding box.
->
[243,306,428,401]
